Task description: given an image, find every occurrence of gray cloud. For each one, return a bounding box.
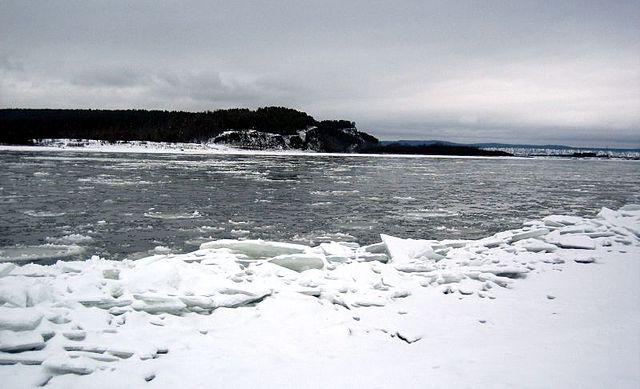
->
[150,71,312,107]
[70,68,151,88]
[0,54,23,72]
[1,0,638,147]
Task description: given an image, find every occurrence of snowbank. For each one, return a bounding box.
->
[0,206,638,388]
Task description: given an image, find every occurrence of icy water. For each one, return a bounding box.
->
[1,150,639,263]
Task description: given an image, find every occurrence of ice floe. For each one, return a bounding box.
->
[0,245,85,263]
[22,211,66,218]
[46,235,94,245]
[143,211,202,220]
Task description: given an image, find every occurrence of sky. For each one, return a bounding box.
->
[1,1,639,147]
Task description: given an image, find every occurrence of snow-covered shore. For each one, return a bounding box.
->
[3,139,638,160]
[0,139,524,159]
[0,206,639,388]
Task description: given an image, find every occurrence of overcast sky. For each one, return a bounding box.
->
[1,1,639,147]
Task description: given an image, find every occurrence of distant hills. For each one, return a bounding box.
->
[382,140,640,154]
[362,142,511,157]
[382,140,640,158]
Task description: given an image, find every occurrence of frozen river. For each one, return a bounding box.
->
[1,150,638,262]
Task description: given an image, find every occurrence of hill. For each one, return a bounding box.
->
[0,108,378,153]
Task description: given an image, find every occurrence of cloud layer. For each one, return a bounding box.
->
[1,0,638,147]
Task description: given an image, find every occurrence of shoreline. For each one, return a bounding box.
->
[1,143,630,161]
[0,143,526,160]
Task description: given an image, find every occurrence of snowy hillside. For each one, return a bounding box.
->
[25,125,378,154]
[0,206,638,387]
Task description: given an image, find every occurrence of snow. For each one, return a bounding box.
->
[0,140,524,160]
[0,206,638,387]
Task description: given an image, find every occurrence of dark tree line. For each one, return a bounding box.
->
[0,107,362,145]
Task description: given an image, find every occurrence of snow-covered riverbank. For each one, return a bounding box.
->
[0,139,525,159]
[0,206,638,388]
[1,139,241,156]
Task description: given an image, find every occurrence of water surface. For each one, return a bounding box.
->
[1,150,638,262]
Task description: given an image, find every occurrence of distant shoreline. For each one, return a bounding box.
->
[3,140,638,162]
[0,140,528,160]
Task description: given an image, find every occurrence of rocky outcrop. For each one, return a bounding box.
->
[304,127,378,153]
[211,126,379,153]
[211,130,303,150]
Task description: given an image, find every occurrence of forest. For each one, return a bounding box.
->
[0,107,359,145]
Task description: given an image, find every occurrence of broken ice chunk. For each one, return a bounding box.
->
[269,254,325,272]
[542,215,584,226]
[380,234,439,262]
[78,297,133,309]
[514,239,558,253]
[0,331,45,352]
[0,285,28,307]
[458,285,476,295]
[435,272,465,284]
[0,263,16,277]
[319,242,354,259]
[509,228,549,243]
[0,352,45,365]
[132,294,187,315]
[478,236,503,248]
[0,308,43,331]
[199,239,309,259]
[213,291,270,308]
[393,263,435,273]
[539,254,565,264]
[350,296,386,307]
[62,330,87,341]
[546,231,596,250]
[476,273,513,288]
[102,268,120,280]
[46,310,71,324]
[361,242,386,253]
[356,253,389,263]
[43,355,95,375]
